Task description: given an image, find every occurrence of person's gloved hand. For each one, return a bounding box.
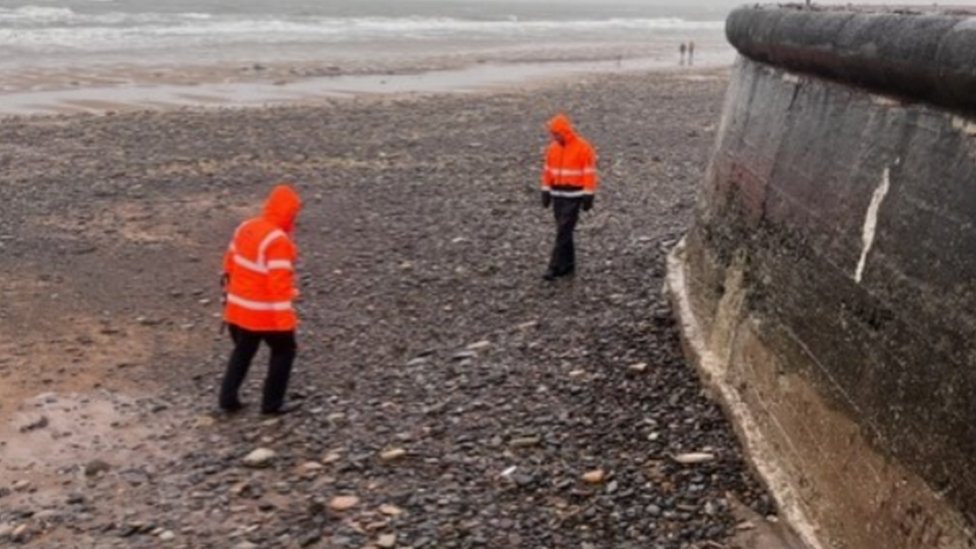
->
[541,190,551,209]
[582,194,595,212]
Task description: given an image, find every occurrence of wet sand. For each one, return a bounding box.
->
[0,41,734,116]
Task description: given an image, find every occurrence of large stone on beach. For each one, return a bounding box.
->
[243,448,277,468]
[329,495,360,511]
[581,470,606,484]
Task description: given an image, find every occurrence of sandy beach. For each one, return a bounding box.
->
[0,36,734,116]
[0,62,806,549]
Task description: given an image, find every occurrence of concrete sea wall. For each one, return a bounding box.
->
[667,5,976,549]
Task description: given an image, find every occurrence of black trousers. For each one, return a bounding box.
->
[219,324,296,413]
[548,196,582,275]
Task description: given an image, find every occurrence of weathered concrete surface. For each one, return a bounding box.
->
[667,5,976,549]
[726,5,976,113]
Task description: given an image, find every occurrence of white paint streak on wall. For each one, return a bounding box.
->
[870,95,900,107]
[855,167,891,283]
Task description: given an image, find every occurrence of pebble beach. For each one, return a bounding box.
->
[0,59,807,548]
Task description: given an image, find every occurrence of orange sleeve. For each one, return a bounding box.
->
[223,245,234,276]
[582,142,598,193]
[223,222,242,277]
[541,145,554,189]
[265,236,297,302]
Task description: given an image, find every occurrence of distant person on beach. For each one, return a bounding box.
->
[679,42,687,65]
[688,40,696,65]
[540,113,598,281]
[218,183,303,415]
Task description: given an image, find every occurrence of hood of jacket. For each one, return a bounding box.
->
[263,183,302,233]
[548,113,577,143]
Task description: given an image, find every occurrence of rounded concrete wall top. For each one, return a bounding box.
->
[726,5,976,112]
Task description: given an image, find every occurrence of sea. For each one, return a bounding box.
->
[0,0,737,114]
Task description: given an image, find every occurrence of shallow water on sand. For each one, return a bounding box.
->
[0,37,733,116]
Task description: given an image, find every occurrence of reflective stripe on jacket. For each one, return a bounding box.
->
[541,113,598,197]
[223,185,302,331]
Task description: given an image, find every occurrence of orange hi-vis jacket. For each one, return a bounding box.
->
[223,185,302,331]
[541,113,598,198]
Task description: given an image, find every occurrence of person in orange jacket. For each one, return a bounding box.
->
[540,113,598,281]
[219,183,303,415]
